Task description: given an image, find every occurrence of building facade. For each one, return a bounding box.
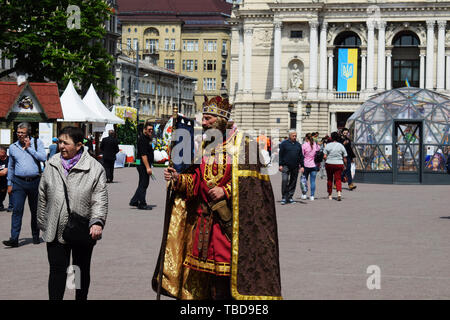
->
[117,0,232,111]
[115,55,196,123]
[230,0,450,138]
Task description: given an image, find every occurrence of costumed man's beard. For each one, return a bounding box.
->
[202,116,228,148]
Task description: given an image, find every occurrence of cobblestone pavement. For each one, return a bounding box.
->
[0,167,449,299]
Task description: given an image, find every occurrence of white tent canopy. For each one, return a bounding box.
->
[83,84,125,125]
[58,80,105,123]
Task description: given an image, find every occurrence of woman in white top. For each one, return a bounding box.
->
[323,132,347,201]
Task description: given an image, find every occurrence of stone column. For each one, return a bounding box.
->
[238,26,244,92]
[446,55,450,90]
[309,20,319,90]
[330,112,337,133]
[328,52,334,91]
[377,21,386,90]
[272,20,282,99]
[426,20,435,89]
[361,52,367,91]
[319,21,328,91]
[296,101,303,137]
[244,26,253,93]
[420,52,425,89]
[437,20,446,90]
[386,52,392,90]
[366,21,375,91]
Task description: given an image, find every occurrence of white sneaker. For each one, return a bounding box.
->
[310,196,314,201]
[301,194,307,200]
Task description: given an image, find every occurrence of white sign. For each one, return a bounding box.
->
[39,123,53,148]
[385,145,392,156]
[426,146,435,156]
[0,129,11,145]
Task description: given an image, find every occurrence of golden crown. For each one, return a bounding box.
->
[202,95,232,120]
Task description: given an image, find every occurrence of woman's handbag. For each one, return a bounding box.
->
[61,179,96,246]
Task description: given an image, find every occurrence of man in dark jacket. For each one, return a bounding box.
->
[100,130,120,183]
[339,128,357,190]
[279,130,304,204]
[129,123,154,210]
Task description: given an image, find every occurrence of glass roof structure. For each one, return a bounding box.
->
[347,87,449,176]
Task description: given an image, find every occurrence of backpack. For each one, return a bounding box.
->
[314,149,324,163]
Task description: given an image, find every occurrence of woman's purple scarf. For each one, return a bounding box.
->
[61,149,83,176]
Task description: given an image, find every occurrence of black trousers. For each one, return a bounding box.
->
[46,240,95,300]
[0,186,7,208]
[130,165,150,206]
[281,166,299,200]
[103,159,115,182]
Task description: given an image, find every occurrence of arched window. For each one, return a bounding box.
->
[334,31,362,47]
[333,32,362,91]
[392,32,420,88]
[393,32,420,47]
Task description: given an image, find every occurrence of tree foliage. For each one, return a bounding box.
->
[0,0,115,96]
[116,119,138,146]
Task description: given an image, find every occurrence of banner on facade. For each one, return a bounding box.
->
[114,106,137,122]
[337,48,358,92]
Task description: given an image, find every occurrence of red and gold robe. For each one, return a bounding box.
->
[175,140,233,276]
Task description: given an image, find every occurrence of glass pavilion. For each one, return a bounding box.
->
[347,87,449,184]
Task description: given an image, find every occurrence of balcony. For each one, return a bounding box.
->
[221,68,228,77]
[143,48,159,55]
[333,91,361,101]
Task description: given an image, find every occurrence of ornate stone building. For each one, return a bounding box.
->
[229,0,450,137]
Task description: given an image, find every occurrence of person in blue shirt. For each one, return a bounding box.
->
[48,137,59,159]
[2,122,46,248]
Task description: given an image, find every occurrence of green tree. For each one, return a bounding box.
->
[0,0,115,96]
[116,119,138,146]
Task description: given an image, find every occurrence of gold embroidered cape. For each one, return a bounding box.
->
[152,131,282,300]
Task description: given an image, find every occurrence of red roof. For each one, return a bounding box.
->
[117,0,232,25]
[0,82,63,120]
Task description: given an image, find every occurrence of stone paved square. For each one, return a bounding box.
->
[0,167,449,299]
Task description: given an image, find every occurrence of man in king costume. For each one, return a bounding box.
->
[152,96,282,300]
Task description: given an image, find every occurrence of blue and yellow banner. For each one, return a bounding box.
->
[337,48,358,92]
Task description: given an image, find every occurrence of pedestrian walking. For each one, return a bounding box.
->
[37,126,108,300]
[301,133,320,201]
[324,132,347,201]
[47,137,59,160]
[279,130,304,204]
[129,123,154,210]
[2,122,46,248]
[0,146,9,211]
[100,130,120,183]
[339,128,357,190]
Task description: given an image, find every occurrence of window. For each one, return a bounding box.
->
[290,30,303,39]
[164,39,169,50]
[133,38,138,50]
[145,39,159,52]
[171,39,176,51]
[203,78,216,91]
[183,40,198,51]
[222,40,227,54]
[165,59,175,70]
[204,60,216,71]
[394,33,419,47]
[393,60,420,88]
[183,60,197,72]
[126,38,132,49]
[204,40,217,52]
